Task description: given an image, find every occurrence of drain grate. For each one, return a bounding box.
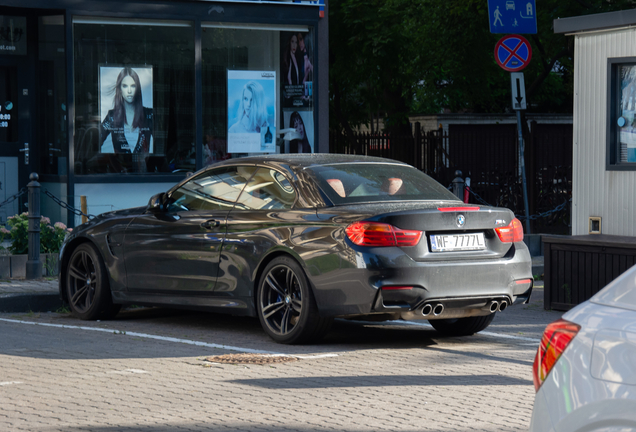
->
[205,353,298,365]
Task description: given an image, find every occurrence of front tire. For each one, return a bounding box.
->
[66,243,121,320]
[429,313,495,337]
[257,256,332,344]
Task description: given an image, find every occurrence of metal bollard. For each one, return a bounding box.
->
[80,196,88,224]
[451,170,465,200]
[25,173,42,280]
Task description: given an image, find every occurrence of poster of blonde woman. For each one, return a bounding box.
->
[227,70,276,153]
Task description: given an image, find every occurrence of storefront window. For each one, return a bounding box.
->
[38,15,67,176]
[615,64,636,164]
[201,23,314,166]
[73,17,195,175]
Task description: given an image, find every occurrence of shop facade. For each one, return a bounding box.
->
[0,0,328,227]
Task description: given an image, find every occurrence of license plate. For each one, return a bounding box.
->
[430,233,486,252]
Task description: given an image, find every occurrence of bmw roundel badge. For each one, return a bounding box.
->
[457,214,466,227]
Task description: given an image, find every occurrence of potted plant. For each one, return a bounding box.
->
[0,213,71,278]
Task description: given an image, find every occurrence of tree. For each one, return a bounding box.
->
[329,0,634,133]
[330,0,427,135]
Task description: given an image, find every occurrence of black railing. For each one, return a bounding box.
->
[329,123,572,234]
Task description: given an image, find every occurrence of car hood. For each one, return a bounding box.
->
[590,263,636,312]
[71,206,147,234]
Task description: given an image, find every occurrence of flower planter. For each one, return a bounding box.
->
[0,253,59,279]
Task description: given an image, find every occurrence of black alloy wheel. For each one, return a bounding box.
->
[66,243,120,320]
[257,256,332,344]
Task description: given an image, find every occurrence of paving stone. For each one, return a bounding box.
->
[0,284,562,432]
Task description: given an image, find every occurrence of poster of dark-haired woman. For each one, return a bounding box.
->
[283,110,313,153]
[99,65,154,154]
[281,29,314,109]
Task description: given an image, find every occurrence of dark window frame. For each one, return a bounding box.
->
[606,56,636,171]
[62,2,320,184]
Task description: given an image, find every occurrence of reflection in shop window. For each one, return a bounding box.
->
[618,64,636,163]
[73,18,195,175]
[201,24,315,164]
[169,166,256,211]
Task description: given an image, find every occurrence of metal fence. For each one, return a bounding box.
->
[329,122,573,235]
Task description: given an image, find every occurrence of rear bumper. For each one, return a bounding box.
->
[308,243,533,318]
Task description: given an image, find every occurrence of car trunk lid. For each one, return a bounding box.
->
[319,202,517,261]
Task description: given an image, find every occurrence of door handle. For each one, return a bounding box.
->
[201,219,220,229]
[19,143,29,165]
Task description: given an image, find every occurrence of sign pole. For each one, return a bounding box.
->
[489,0,536,234]
[516,99,531,234]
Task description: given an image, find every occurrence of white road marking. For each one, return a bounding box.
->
[107,369,150,375]
[0,318,337,359]
[0,381,23,386]
[70,369,151,379]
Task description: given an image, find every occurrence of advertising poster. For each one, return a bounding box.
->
[619,65,636,162]
[227,70,276,153]
[283,109,314,153]
[99,65,154,154]
[280,29,314,109]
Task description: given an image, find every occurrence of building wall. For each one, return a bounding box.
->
[573,28,636,236]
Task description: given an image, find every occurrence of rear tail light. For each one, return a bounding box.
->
[495,218,524,243]
[532,319,580,391]
[437,206,480,212]
[345,221,422,247]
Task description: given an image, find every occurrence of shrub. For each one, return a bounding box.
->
[0,213,70,255]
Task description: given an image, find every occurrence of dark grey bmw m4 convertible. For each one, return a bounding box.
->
[59,154,533,344]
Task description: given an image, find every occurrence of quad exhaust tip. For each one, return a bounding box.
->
[421,304,433,317]
[433,303,444,316]
[422,299,507,317]
[421,303,444,317]
[489,300,499,313]
[498,300,508,312]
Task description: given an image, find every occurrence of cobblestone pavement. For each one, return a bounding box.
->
[0,284,562,432]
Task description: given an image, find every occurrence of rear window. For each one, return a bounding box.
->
[306,163,459,205]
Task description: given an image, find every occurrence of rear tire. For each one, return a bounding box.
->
[257,256,332,344]
[65,243,121,320]
[429,313,495,337]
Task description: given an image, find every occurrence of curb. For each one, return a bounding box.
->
[0,293,64,313]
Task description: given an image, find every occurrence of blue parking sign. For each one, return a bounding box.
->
[488,0,537,34]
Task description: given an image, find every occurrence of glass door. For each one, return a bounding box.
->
[0,58,29,225]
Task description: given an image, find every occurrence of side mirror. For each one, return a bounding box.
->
[147,192,167,212]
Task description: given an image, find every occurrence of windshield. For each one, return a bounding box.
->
[306,163,460,205]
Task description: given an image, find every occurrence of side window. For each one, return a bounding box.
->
[235,168,296,210]
[169,166,257,211]
[608,59,636,169]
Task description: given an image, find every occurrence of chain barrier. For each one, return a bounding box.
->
[0,187,27,210]
[467,188,570,221]
[43,189,96,220]
[466,188,492,206]
[515,198,571,221]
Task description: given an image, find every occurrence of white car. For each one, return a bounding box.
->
[530,264,636,431]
